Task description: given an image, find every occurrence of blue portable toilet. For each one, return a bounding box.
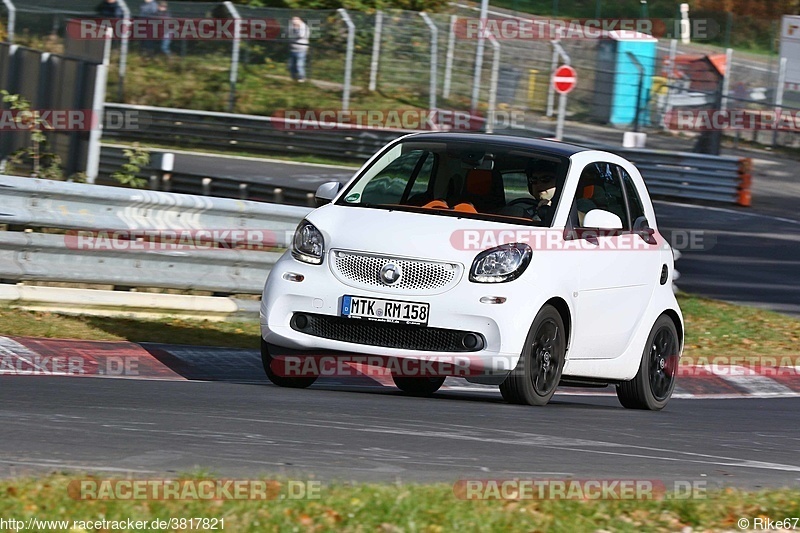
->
[591,31,658,127]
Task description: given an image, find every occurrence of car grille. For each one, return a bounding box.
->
[292,313,484,352]
[329,250,462,294]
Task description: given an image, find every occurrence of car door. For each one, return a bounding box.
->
[567,162,662,360]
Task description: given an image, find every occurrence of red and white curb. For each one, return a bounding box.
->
[1,336,799,399]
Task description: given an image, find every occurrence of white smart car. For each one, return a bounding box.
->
[260,133,683,410]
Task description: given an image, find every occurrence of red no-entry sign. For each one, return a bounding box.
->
[553,65,577,95]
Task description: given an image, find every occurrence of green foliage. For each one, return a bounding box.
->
[111,144,151,189]
[1,90,63,180]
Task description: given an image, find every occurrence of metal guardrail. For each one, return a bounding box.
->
[103,103,408,161]
[0,174,312,294]
[101,103,752,207]
[98,145,321,206]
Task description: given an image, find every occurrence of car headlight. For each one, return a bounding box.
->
[292,220,325,265]
[469,243,532,283]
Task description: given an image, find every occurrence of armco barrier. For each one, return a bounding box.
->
[0,174,312,295]
[101,103,753,207]
[103,103,410,161]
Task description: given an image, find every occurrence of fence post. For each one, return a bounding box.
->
[85,27,113,185]
[1,0,14,42]
[116,0,130,102]
[419,13,438,117]
[443,15,456,99]
[470,0,489,112]
[720,48,733,112]
[662,39,677,130]
[224,1,242,113]
[546,44,559,117]
[486,36,500,133]
[338,8,355,112]
[772,56,787,148]
[368,10,382,92]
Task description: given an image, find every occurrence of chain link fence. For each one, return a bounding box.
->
[1,1,796,148]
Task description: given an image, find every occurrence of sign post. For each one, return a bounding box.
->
[552,65,576,141]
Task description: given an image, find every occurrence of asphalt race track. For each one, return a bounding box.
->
[2,148,798,490]
[1,376,799,488]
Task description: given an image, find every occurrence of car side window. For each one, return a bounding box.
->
[405,152,435,198]
[360,150,428,204]
[619,167,646,225]
[572,162,631,230]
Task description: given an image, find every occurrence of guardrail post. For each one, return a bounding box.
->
[224,2,242,113]
[273,187,284,204]
[239,183,247,200]
[337,9,355,112]
[202,177,212,196]
[1,0,14,42]
[117,0,131,101]
[737,157,752,206]
[443,15,456,99]
[368,10,382,92]
[720,48,733,112]
[419,13,438,118]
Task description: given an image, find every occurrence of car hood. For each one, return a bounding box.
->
[307,204,549,265]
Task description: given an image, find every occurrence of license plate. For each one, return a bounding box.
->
[341,295,429,326]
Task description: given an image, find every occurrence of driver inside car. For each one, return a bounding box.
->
[526,159,559,222]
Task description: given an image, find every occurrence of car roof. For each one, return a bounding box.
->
[402,132,590,157]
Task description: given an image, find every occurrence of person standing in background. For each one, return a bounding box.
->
[139,0,158,57]
[97,0,124,18]
[156,1,173,56]
[287,16,309,83]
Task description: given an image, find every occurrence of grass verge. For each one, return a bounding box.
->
[0,474,798,532]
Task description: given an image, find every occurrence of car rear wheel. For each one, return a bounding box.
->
[261,339,318,388]
[392,376,446,396]
[500,305,566,406]
[616,315,679,410]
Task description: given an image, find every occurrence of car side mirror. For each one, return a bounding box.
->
[582,209,623,230]
[633,216,657,244]
[315,181,343,207]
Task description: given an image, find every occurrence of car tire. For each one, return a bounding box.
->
[392,375,446,396]
[616,315,679,411]
[261,339,318,388]
[499,304,566,406]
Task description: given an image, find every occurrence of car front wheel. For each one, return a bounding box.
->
[261,339,318,388]
[616,315,679,410]
[500,304,566,406]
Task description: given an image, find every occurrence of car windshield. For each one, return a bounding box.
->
[336,139,570,227]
